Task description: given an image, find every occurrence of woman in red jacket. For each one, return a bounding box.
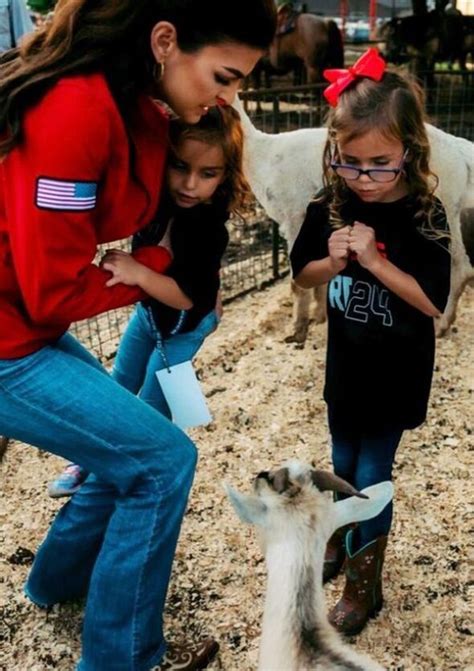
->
[0,2,276,670]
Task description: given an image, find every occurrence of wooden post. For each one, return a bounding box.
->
[369,0,377,35]
[340,0,348,39]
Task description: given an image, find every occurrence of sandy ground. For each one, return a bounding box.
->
[1,280,472,671]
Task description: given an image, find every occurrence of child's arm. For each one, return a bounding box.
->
[295,226,351,288]
[101,249,193,310]
[349,222,441,317]
[290,200,349,288]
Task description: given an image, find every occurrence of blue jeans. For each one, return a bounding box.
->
[0,333,197,671]
[113,305,218,416]
[329,420,403,548]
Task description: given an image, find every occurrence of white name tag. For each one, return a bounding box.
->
[156,360,212,430]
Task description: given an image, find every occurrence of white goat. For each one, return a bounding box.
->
[234,96,474,341]
[227,462,393,671]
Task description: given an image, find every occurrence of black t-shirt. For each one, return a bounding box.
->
[133,197,229,339]
[290,192,451,432]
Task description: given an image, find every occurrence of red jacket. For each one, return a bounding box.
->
[0,73,171,358]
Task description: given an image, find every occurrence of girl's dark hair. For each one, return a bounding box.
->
[0,0,276,156]
[169,106,251,216]
[320,70,443,237]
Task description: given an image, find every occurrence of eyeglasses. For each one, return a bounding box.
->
[331,149,408,183]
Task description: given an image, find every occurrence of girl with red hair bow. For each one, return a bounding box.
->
[290,49,451,635]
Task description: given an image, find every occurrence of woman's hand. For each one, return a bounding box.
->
[328,225,351,272]
[349,222,380,270]
[101,249,147,287]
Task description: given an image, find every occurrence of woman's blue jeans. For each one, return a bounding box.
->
[330,420,403,548]
[113,305,218,416]
[0,332,198,671]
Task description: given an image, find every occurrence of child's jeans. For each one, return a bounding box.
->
[113,304,218,416]
[0,332,197,671]
[329,419,403,548]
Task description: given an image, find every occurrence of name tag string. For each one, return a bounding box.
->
[146,306,186,373]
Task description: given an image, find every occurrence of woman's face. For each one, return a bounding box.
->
[153,27,263,122]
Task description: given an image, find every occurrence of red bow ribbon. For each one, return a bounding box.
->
[323,48,387,107]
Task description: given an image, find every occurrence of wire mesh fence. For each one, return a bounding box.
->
[70,212,289,363]
[240,70,473,140]
[71,69,473,362]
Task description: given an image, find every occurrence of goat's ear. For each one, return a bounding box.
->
[331,481,394,533]
[224,484,268,526]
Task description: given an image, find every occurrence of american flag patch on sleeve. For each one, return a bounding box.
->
[36,178,98,211]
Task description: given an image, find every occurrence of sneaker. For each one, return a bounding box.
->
[47,463,89,498]
[152,637,219,670]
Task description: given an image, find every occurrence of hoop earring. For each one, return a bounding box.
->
[153,60,165,83]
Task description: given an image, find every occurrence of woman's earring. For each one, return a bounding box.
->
[153,60,165,83]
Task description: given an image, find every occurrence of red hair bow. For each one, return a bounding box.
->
[323,48,387,107]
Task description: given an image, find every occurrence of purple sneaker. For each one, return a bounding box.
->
[48,463,89,498]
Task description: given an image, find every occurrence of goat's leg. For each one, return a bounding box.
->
[285,280,312,344]
[436,235,473,336]
[313,283,327,324]
[436,272,470,337]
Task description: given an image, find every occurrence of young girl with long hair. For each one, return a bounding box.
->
[0,1,276,669]
[49,105,251,497]
[290,49,450,636]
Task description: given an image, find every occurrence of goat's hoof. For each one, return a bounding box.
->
[313,312,327,325]
[284,328,308,345]
[435,321,450,338]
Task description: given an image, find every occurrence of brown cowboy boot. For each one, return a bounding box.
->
[323,525,351,584]
[152,637,219,671]
[329,531,388,636]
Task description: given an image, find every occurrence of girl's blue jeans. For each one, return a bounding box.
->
[329,419,403,548]
[0,332,198,671]
[112,304,218,416]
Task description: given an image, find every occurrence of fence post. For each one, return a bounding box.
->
[272,220,280,280]
[272,96,280,134]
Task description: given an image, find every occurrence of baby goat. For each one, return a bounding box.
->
[227,462,393,671]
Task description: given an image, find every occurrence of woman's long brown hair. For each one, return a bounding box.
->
[0,0,276,157]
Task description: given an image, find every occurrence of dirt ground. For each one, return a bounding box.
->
[1,280,472,671]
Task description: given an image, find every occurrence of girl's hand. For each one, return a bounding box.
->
[101,249,146,287]
[349,222,380,270]
[328,225,351,272]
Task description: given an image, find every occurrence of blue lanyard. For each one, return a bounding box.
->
[146,306,186,372]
